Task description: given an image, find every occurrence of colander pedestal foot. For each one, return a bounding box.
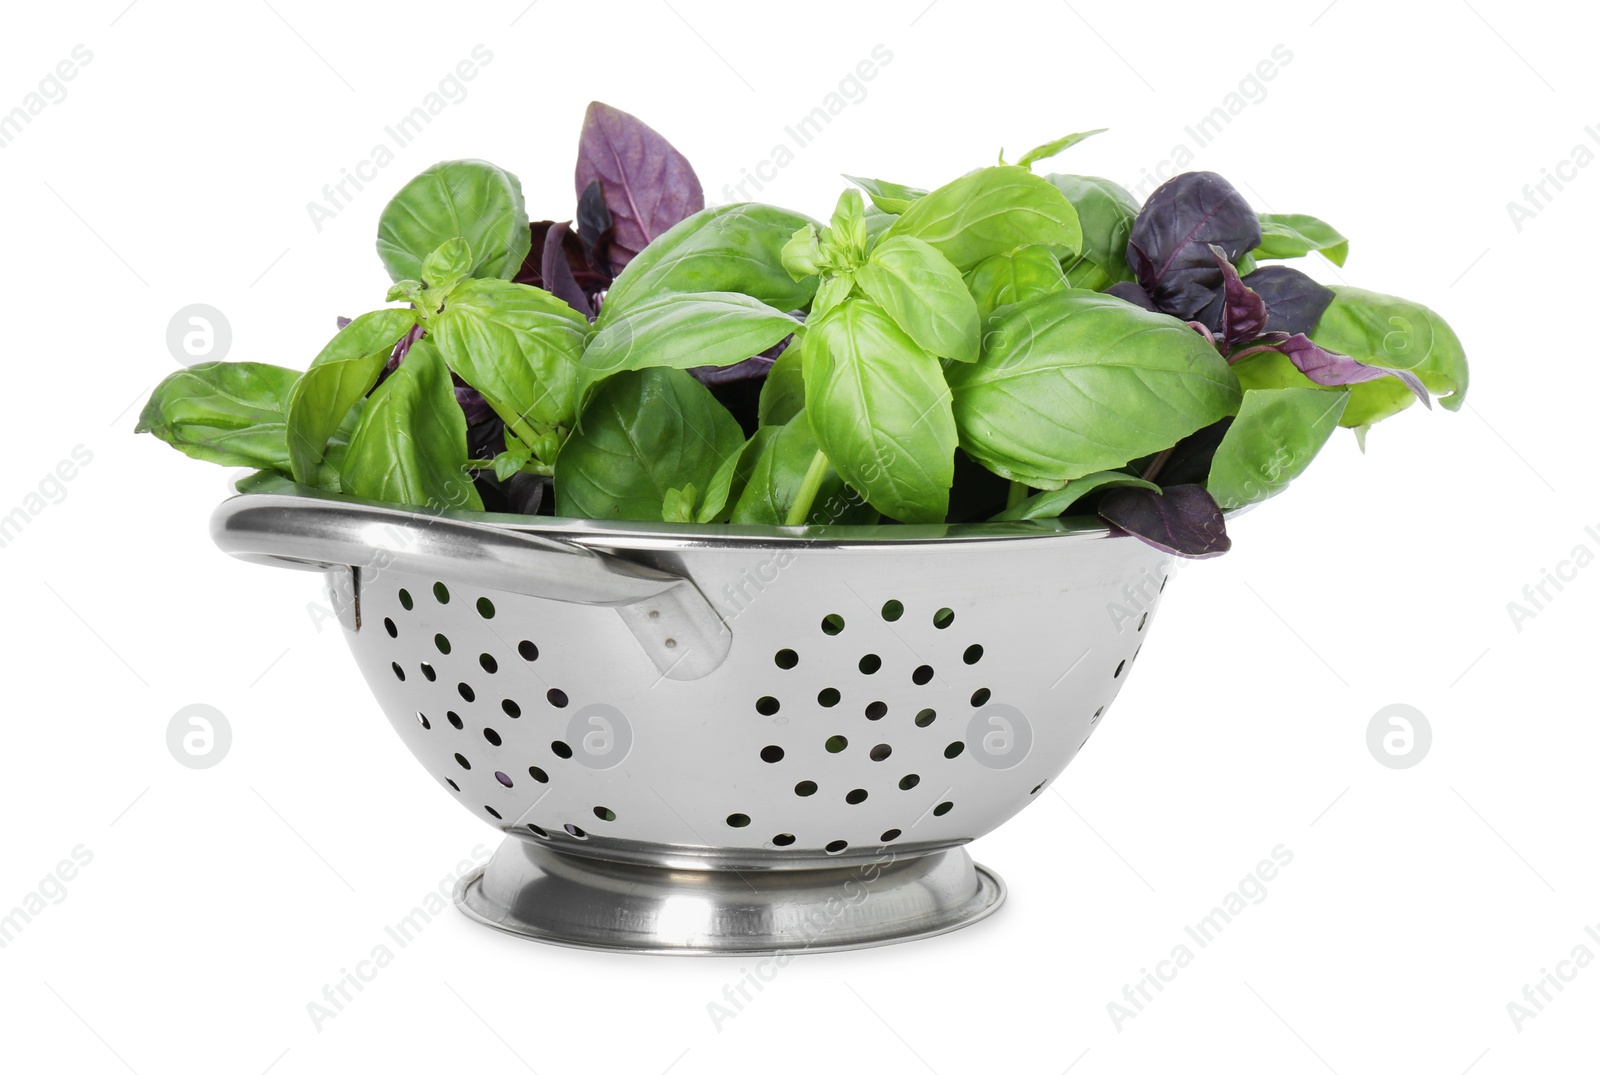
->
[455,837,1005,954]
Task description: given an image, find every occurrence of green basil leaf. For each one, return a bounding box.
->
[420,237,473,296]
[864,203,896,242]
[1233,347,1422,431]
[662,485,698,523]
[731,410,876,526]
[376,160,531,283]
[854,235,981,362]
[582,292,798,379]
[964,245,1070,322]
[554,367,745,521]
[429,279,590,435]
[1309,286,1467,414]
[285,308,417,484]
[812,274,854,318]
[1207,388,1349,510]
[1044,174,1140,289]
[600,203,821,321]
[758,345,806,427]
[947,290,1240,486]
[698,427,773,523]
[1012,129,1106,170]
[886,166,1082,271]
[842,174,928,215]
[1253,213,1349,267]
[802,297,956,523]
[138,362,300,471]
[989,470,1159,521]
[340,339,482,511]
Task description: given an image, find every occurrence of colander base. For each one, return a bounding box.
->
[454,837,1005,954]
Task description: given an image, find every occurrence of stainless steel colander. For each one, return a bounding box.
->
[213,489,1173,953]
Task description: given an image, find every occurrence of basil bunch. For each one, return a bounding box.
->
[139,115,1468,558]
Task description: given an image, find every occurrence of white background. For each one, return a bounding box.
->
[1,1,1594,1072]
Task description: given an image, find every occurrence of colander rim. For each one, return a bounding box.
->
[228,476,1155,550]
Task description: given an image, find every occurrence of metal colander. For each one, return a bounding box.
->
[214,490,1173,953]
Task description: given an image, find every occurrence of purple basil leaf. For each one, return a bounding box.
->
[1211,244,1268,349]
[335,315,352,329]
[691,353,778,387]
[541,221,593,319]
[1276,334,1431,407]
[1127,172,1261,321]
[575,101,704,276]
[1106,281,1161,311]
[575,178,614,280]
[1241,264,1335,337]
[1150,418,1233,487]
[1099,484,1231,559]
[502,472,552,516]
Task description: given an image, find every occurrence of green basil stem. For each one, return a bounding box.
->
[784,448,832,526]
[1140,446,1175,482]
[1006,480,1029,509]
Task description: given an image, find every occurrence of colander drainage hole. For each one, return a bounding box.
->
[495,771,513,788]
[772,833,796,846]
[528,766,549,783]
[547,688,569,708]
[391,662,405,682]
[454,753,471,770]
[881,599,904,621]
[518,640,539,661]
[912,664,934,685]
[501,699,521,718]
[825,735,848,753]
[756,696,780,716]
[484,805,502,819]
[435,633,452,655]
[726,813,751,828]
[1138,611,1148,631]
[915,708,937,727]
[821,613,846,635]
[1031,781,1046,794]
[479,653,498,674]
[859,654,882,675]
[1091,706,1105,724]
[447,712,464,729]
[483,728,502,746]
[527,824,549,838]
[384,617,397,638]
[944,742,965,759]
[963,644,984,665]
[398,588,413,610]
[933,607,955,629]
[818,688,841,708]
[865,701,887,721]
[458,683,475,703]
[933,801,954,816]
[760,745,785,763]
[845,788,868,805]
[420,663,437,682]
[880,829,901,842]
[971,688,991,707]
[869,744,892,761]
[417,712,430,730]
[825,840,848,854]
[593,806,616,822]
[774,648,799,669]
[446,779,459,792]
[476,597,495,619]
[795,780,818,797]
[1114,660,1126,678]
[899,774,920,790]
[564,824,587,839]
[551,741,573,759]
[433,582,450,604]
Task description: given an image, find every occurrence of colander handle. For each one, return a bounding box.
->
[210,493,731,680]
